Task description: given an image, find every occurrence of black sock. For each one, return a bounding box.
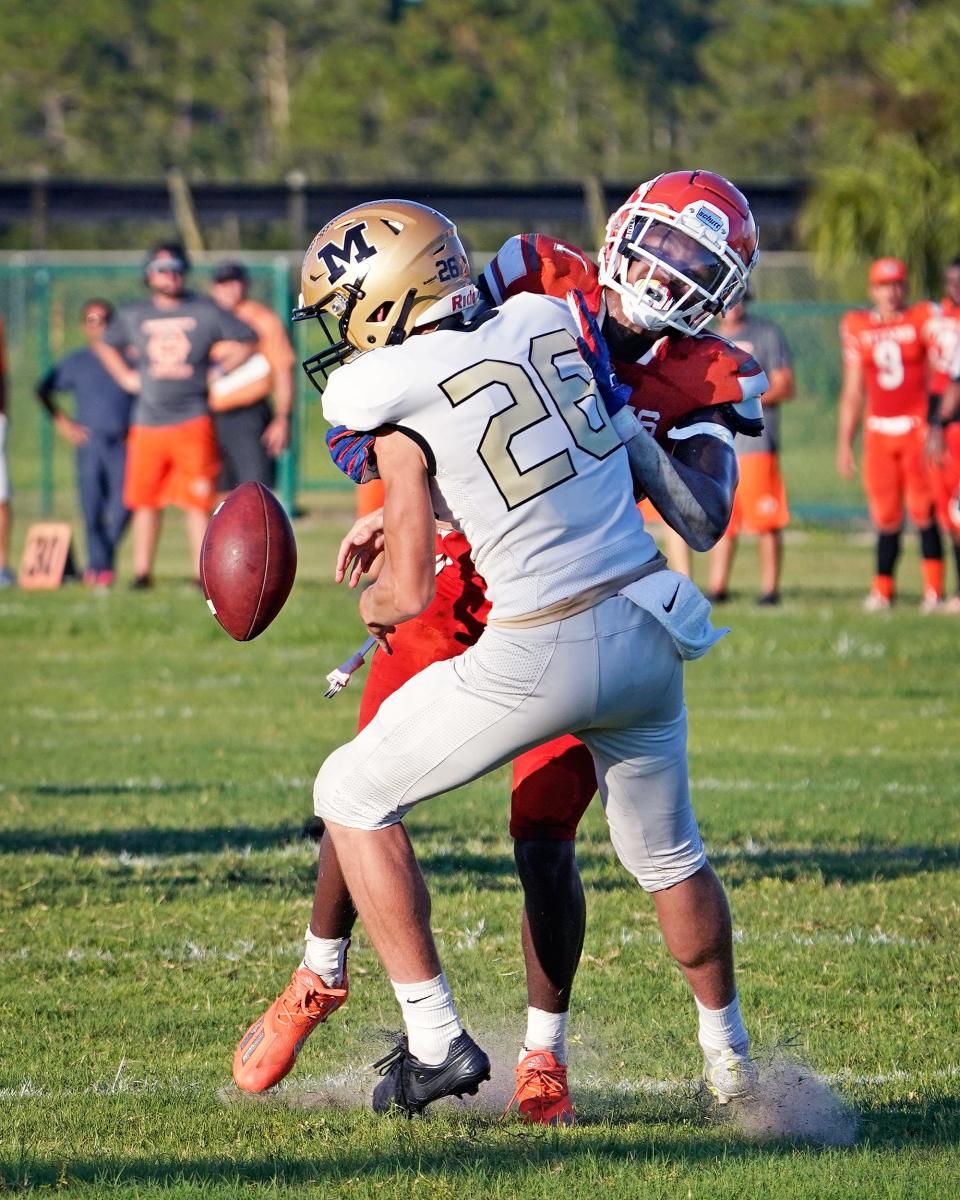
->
[919,524,943,562]
[877,531,901,578]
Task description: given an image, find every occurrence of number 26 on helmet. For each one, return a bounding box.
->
[292,199,479,391]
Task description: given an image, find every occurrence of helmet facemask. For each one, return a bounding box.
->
[293,283,364,392]
[599,179,757,337]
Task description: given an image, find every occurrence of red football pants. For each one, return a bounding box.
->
[358,531,596,840]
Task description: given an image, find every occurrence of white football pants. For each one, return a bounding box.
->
[314,593,707,892]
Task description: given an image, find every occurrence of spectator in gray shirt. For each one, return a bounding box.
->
[96,243,256,587]
[707,293,795,605]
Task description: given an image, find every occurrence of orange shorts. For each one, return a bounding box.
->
[727,452,789,535]
[931,423,960,537]
[124,415,220,512]
[862,424,935,531]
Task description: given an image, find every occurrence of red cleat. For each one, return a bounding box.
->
[505,1049,576,1126]
[232,966,347,1093]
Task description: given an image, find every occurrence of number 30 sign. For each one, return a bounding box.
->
[18,523,74,590]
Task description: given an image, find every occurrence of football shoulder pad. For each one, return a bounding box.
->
[480,234,602,308]
[619,331,767,441]
[320,349,413,433]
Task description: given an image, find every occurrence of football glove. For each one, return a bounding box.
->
[326,425,379,485]
[570,290,632,418]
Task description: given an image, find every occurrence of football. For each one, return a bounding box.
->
[199,482,297,641]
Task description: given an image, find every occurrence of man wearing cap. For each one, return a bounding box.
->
[95,243,257,587]
[208,262,295,499]
[836,257,944,611]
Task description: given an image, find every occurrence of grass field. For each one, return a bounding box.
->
[2,498,959,1198]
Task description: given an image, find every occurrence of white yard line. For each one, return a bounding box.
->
[2,1066,958,1103]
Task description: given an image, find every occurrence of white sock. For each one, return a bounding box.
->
[391,973,463,1065]
[695,994,749,1060]
[522,1007,568,1061]
[301,928,349,987]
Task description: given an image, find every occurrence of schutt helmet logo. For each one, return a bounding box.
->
[694,206,725,234]
[316,222,377,285]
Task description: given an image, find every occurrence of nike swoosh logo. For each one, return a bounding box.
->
[663,584,681,613]
[406,996,430,1004]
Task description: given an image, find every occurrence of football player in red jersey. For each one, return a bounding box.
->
[837,257,944,611]
[925,259,960,608]
[928,322,960,613]
[234,173,767,1119]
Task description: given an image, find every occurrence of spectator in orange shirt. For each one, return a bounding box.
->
[836,257,943,611]
[208,262,295,499]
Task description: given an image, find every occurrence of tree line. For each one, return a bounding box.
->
[1,0,959,286]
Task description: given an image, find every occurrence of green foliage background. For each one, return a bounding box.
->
[2,1,960,285]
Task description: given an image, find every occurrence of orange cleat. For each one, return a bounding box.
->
[232,966,348,1092]
[505,1049,576,1126]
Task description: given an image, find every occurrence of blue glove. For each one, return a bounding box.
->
[571,290,632,418]
[326,425,379,484]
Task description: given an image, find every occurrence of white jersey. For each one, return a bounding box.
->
[322,292,659,621]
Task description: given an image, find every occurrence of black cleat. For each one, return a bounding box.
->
[371,1030,491,1116]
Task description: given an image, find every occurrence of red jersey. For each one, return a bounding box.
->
[840,302,936,420]
[480,234,767,442]
[926,298,960,396]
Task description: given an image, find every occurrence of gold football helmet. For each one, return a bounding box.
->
[293,199,478,390]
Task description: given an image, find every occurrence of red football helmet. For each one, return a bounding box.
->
[599,170,759,336]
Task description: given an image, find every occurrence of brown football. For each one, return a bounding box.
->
[200,482,297,641]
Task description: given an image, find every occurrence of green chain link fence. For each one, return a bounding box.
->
[0,251,868,531]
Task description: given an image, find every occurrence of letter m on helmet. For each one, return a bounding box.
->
[316,223,377,285]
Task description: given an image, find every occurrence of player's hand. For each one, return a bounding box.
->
[261,413,290,458]
[326,425,379,484]
[358,587,394,653]
[836,443,857,478]
[335,507,386,587]
[926,425,946,468]
[570,290,632,418]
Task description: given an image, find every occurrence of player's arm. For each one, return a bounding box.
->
[620,414,739,551]
[358,430,436,649]
[573,294,738,550]
[929,375,960,465]
[336,505,386,588]
[836,334,864,478]
[93,341,140,394]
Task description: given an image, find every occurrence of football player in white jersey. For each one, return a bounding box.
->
[235,199,754,1116]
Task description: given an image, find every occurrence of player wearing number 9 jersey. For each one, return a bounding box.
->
[837,257,943,610]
